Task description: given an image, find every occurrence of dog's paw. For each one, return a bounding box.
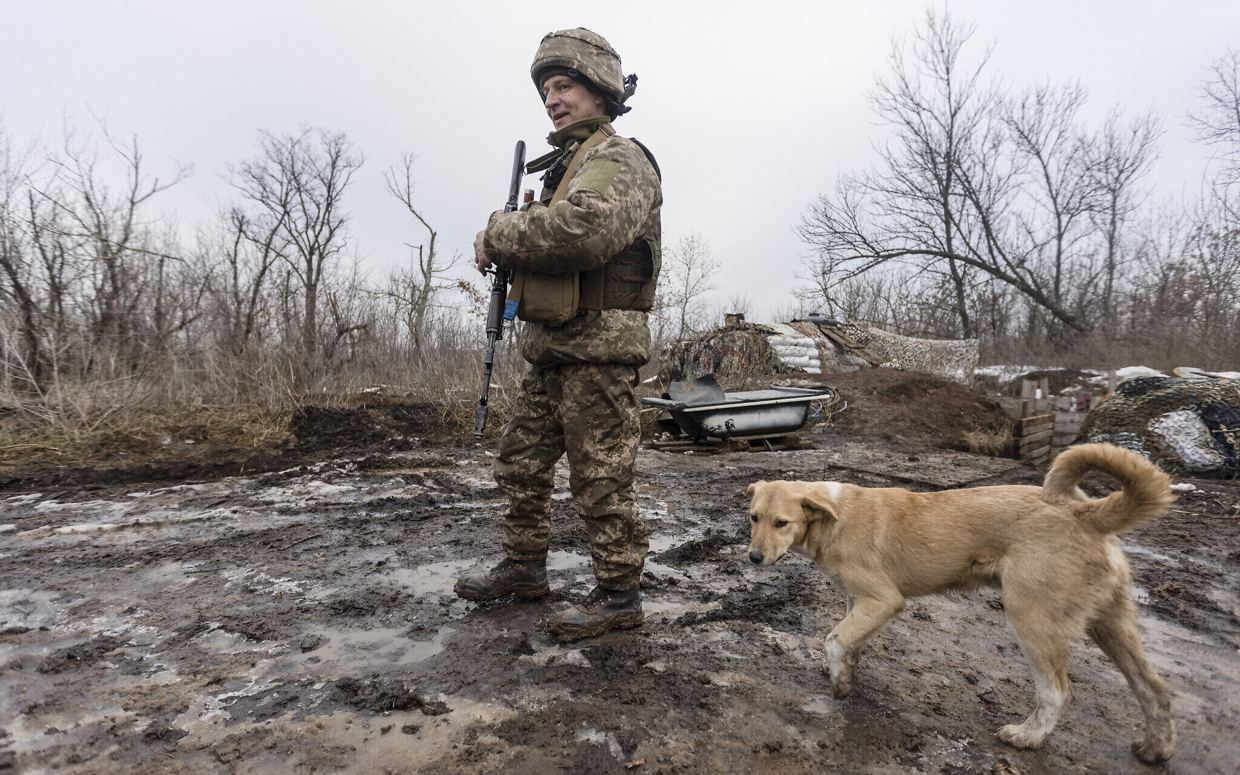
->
[821,640,854,698]
[996,724,1045,750]
[830,676,852,700]
[820,662,852,698]
[1132,738,1172,764]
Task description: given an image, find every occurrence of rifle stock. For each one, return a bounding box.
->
[474,140,527,439]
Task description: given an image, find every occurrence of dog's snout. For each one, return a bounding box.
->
[748,549,764,565]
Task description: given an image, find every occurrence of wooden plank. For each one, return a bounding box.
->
[1023,444,1051,462]
[1018,416,1055,433]
[1022,411,1055,422]
[1020,429,1054,445]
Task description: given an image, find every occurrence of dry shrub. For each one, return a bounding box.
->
[961,427,1015,457]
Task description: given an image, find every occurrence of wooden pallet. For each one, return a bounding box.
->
[646,432,805,453]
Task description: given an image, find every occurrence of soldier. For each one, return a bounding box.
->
[457,28,661,641]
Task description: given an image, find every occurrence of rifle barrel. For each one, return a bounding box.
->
[475,140,527,439]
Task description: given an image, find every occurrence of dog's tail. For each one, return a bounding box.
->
[1042,443,1175,535]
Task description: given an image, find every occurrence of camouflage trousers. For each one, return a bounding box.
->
[495,362,648,590]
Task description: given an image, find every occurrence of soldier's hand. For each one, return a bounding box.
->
[474,229,492,275]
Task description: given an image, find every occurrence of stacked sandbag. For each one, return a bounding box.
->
[764,324,823,374]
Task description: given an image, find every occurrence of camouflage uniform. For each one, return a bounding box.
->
[484,117,662,591]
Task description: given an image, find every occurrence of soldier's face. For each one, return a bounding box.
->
[542,74,607,130]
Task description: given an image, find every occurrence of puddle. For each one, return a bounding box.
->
[136,561,198,592]
[548,551,589,572]
[392,552,594,599]
[301,625,457,670]
[0,588,65,631]
[800,695,841,717]
[392,559,476,597]
[643,598,719,619]
[647,532,687,554]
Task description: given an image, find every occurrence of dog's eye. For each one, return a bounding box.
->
[750,514,758,523]
[774,520,788,529]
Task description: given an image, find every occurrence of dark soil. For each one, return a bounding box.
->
[1,368,1237,773]
[818,368,1014,446]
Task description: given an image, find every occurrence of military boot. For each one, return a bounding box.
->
[547,585,643,641]
[454,557,549,602]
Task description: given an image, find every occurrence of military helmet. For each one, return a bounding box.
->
[531,28,637,116]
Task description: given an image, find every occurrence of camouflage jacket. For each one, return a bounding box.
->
[484,118,662,367]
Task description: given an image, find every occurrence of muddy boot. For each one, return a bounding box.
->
[454,558,549,602]
[547,586,643,642]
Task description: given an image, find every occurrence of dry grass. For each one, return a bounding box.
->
[0,346,525,476]
[961,427,1015,457]
[0,400,290,474]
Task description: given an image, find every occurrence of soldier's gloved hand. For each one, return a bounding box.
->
[474,228,492,275]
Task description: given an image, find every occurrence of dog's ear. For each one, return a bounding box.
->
[800,488,837,522]
[746,481,764,497]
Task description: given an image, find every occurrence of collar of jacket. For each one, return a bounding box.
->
[527,116,614,175]
[547,115,612,149]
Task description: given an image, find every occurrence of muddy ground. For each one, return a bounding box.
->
[1,372,1238,774]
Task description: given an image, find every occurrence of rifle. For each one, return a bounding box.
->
[474,140,526,439]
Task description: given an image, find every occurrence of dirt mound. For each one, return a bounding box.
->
[289,401,439,453]
[819,368,1013,449]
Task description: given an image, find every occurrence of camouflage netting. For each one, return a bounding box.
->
[1081,376,1240,475]
[662,321,978,387]
[839,324,979,384]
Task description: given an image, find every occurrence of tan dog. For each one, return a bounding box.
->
[746,443,1175,762]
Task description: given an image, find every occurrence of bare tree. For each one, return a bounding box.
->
[1087,109,1161,326]
[1002,82,1097,313]
[0,129,45,390]
[799,9,1111,337]
[382,152,460,362]
[205,206,288,355]
[850,9,992,336]
[1189,49,1240,186]
[657,233,720,342]
[36,125,190,369]
[0,121,188,388]
[230,128,361,379]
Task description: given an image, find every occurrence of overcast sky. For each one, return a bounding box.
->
[4,1,1238,320]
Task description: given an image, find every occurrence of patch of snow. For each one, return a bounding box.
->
[1114,366,1168,382]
